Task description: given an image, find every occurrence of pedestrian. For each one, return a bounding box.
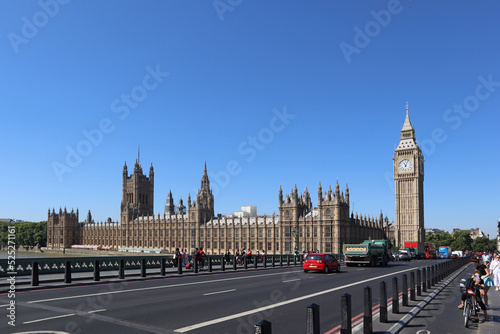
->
[173,247,180,267]
[225,249,231,265]
[490,253,500,291]
[472,258,493,307]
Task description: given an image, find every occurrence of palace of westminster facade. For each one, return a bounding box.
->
[47,107,425,253]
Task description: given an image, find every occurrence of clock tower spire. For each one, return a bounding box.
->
[393,103,425,247]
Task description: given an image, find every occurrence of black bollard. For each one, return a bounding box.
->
[306,303,320,334]
[416,269,422,296]
[160,258,166,276]
[392,277,399,314]
[340,293,352,334]
[194,256,198,273]
[422,267,427,293]
[254,255,258,269]
[64,260,71,284]
[426,266,431,290]
[272,255,275,267]
[119,259,125,279]
[221,256,225,271]
[208,257,212,272]
[280,255,283,267]
[141,258,146,277]
[244,256,248,269]
[177,256,182,274]
[380,281,387,323]
[254,319,272,334]
[233,255,237,271]
[287,255,290,266]
[363,286,372,334]
[410,271,415,301]
[402,274,408,306]
[294,255,297,266]
[263,255,267,268]
[31,261,39,286]
[94,260,100,281]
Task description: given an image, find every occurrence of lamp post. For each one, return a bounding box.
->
[292,225,299,255]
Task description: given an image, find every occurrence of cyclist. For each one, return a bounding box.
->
[458,270,489,321]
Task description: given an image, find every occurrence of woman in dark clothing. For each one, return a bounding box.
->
[472,258,493,307]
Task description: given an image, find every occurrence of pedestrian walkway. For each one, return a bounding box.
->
[479,285,499,334]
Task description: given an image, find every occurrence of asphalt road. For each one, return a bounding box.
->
[1,259,448,334]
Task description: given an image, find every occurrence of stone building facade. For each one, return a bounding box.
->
[47,159,389,254]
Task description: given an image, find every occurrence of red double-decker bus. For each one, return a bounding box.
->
[424,242,437,259]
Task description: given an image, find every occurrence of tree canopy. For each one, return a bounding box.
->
[0,221,47,247]
[426,230,497,253]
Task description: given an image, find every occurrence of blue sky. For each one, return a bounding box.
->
[1,1,499,238]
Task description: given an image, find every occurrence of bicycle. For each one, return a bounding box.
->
[460,279,481,328]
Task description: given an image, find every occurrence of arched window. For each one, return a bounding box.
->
[286,210,290,219]
[326,209,331,218]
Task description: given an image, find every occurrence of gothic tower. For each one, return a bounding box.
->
[120,160,154,225]
[393,103,425,247]
[189,162,214,224]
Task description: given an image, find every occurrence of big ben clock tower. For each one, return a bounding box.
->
[394,103,424,247]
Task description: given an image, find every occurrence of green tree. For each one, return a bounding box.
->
[450,230,473,252]
[471,237,490,253]
[426,232,453,248]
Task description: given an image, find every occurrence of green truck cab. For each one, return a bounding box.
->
[343,240,390,267]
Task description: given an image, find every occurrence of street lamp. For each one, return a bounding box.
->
[291,225,298,254]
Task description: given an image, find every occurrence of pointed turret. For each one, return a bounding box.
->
[279,185,283,206]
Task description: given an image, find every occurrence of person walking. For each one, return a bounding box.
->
[473,258,493,307]
[490,253,500,291]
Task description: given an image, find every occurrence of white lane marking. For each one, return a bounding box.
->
[27,271,293,304]
[23,313,75,324]
[282,278,301,283]
[173,267,414,333]
[203,289,236,296]
[88,309,106,313]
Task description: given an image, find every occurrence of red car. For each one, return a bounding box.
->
[303,253,340,273]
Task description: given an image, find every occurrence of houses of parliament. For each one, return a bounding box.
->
[47,107,425,253]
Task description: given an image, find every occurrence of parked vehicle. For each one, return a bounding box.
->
[303,253,340,273]
[343,240,391,267]
[399,250,412,261]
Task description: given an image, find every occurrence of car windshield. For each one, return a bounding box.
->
[306,255,323,260]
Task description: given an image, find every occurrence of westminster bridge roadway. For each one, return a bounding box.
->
[1,259,498,334]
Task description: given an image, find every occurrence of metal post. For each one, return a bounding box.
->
[380,281,387,323]
[416,269,422,296]
[31,261,39,286]
[306,303,320,334]
[280,255,283,267]
[254,319,272,334]
[233,255,237,270]
[426,266,431,289]
[160,258,166,276]
[287,255,290,266]
[422,267,427,293]
[119,259,125,279]
[141,258,146,277]
[254,255,258,269]
[263,255,267,268]
[221,256,225,271]
[363,286,372,334]
[177,256,182,274]
[392,277,399,314]
[272,255,275,267]
[410,271,415,301]
[194,256,198,273]
[208,257,213,272]
[64,260,71,284]
[402,274,408,306]
[341,293,352,334]
[294,254,297,266]
[94,260,100,281]
[244,256,248,269]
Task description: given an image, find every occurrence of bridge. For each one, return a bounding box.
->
[0,255,498,333]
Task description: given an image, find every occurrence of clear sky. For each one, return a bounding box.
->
[1,1,499,238]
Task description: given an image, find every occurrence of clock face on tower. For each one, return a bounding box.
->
[398,159,412,172]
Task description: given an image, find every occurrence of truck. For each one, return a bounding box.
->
[438,246,452,259]
[343,240,391,267]
[404,241,426,259]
